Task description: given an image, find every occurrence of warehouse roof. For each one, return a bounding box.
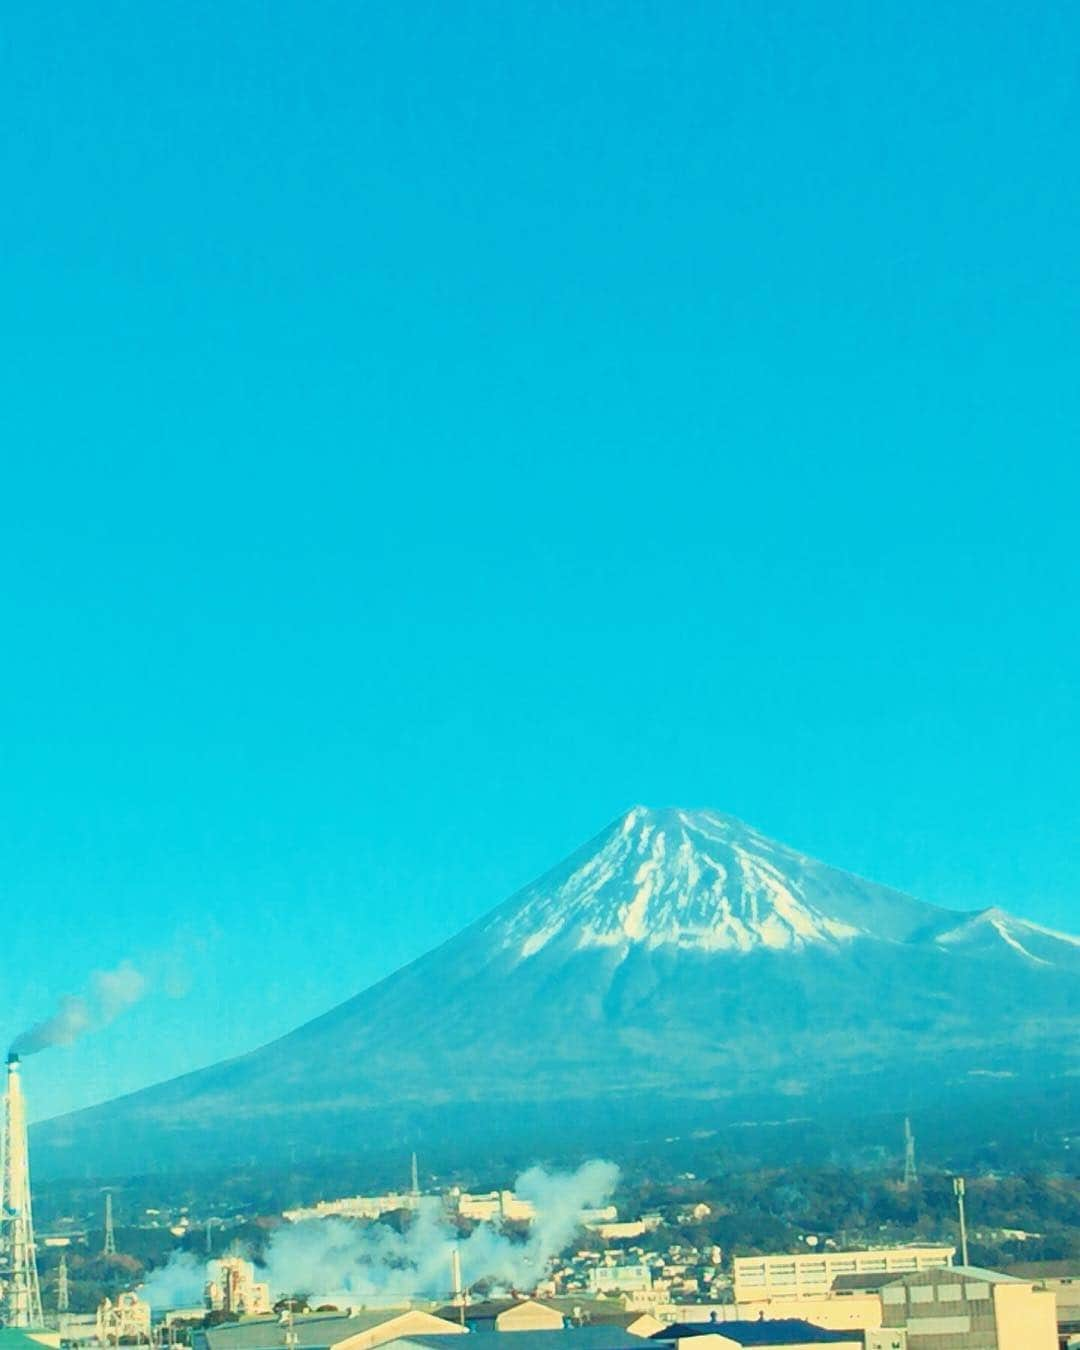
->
[654,1321,862,1346]
[391,1331,652,1350]
[883,1265,1023,1286]
[0,1333,60,1350]
[1004,1259,1080,1280]
[198,1311,462,1350]
[831,1272,896,1292]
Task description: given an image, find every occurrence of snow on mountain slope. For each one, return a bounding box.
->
[30,805,1080,1176]
[484,806,955,961]
[932,906,1080,970]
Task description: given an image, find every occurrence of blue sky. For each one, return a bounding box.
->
[3,0,1079,1119]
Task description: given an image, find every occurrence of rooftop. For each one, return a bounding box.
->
[882,1265,1024,1287]
[0,1334,59,1350]
[199,1312,457,1350]
[1004,1259,1080,1281]
[654,1322,861,1346]
[390,1333,650,1350]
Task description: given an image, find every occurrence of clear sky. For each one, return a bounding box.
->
[3,1,1079,1120]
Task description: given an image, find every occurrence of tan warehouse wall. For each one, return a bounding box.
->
[992,1282,1057,1350]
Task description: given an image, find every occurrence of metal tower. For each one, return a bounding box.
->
[410,1152,420,1197]
[0,1053,44,1326]
[902,1116,917,1188]
[103,1191,116,1255]
[57,1252,69,1315]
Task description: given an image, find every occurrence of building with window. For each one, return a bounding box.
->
[874,1264,1057,1349]
[733,1248,955,1306]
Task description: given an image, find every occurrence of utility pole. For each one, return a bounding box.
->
[902,1117,917,1189]
[953,1177,969,1266]
[282,1303,298,1350]
[104,1191,116,1256]
[410,1152,420,1197]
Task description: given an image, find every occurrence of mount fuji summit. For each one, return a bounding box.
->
[34,808,1080,1175]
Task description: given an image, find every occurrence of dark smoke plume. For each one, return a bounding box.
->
[10,962,147,1056]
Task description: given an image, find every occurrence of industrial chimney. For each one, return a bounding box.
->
[0,1053,44,1327]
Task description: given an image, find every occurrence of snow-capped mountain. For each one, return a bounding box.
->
[489,807,944,956]
[33,807,1080,1175]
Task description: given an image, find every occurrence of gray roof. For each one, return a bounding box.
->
[831,1272,896,1292]
[882,1264,1023,1287]
[431,1300,642,1330]
[387,1331,651,1350]
[1004,1260,1080,1280]
[200,1312,448,1350]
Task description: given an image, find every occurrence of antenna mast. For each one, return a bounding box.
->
[104,1190,117,1256]
[0,1054,44,1326]
[953,1176,969,1265]
[902,1116,917,1189]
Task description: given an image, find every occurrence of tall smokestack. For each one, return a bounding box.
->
[450,1247,462,1298]
[0,1053,44,1326]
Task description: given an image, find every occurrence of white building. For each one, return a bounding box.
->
[587,1221,649,1241]
[588,1264,653,1294]
[733,1245,955,1305]
[283,1193,419,1222]
[449,1189,536,1223]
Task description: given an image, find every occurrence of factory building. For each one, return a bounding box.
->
[874,1264,1057,1349]
[449,1190,537,1224]
[432,1296,661,1336]
[283,1194,421,1222]
[192,1309,467,1350]
[1004,1258,1080,1344]
[284,1188,546,1227]
[733,1247,955,1306]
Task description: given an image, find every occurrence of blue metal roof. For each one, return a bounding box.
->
[655,1321,862,1346]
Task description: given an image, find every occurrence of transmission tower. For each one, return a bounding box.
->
[0,1053,44,1326]
[57,1252,70,1314]
[902,1116,917,1189]
[410,1152,420,1197]
[103,1191,116,1255]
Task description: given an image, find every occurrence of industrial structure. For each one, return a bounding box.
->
[0,1053,43,1327]
[97,1291,152,1345]
[206,1257,273,1316]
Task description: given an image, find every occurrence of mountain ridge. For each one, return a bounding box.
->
[31,806,1080,1175]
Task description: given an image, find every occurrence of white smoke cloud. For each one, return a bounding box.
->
[142,1160,619,1309]
[93,963,147,1020]
[140,1251,206,1309]
[11,961,150,1056]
